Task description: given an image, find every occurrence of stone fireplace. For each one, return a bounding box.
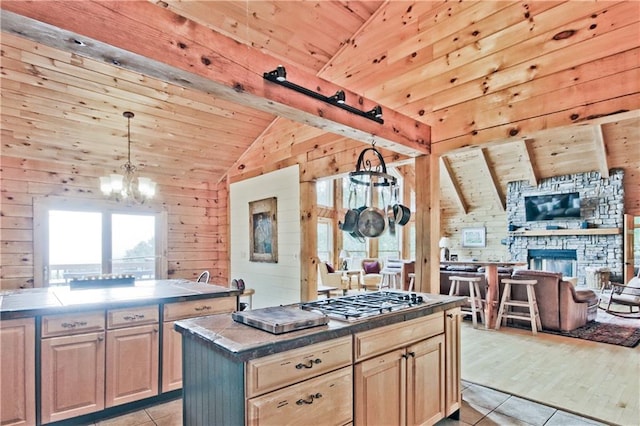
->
[507,170,624,286]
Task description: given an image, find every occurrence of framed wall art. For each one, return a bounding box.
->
[462,227,486,247]
[249,197,278,263]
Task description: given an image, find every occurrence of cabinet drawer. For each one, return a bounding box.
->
[107,305,159,329]
[41,311,105,337]
[354,312,444,362]
[246,336,352,398]
[247,366,352,426]
[163,296,236,321]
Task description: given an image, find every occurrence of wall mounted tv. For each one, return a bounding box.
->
[524,192,581,221]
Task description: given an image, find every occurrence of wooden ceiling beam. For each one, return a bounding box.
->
[0,2,430,157]
[440,156,468,214]
[520,139,539,186]
[479,149,505,211]
[592,124,609,178]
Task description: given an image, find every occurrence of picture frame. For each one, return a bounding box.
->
[462,227,486,247]
[249,197,278,263]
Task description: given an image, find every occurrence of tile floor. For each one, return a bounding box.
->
[96,380,607,426]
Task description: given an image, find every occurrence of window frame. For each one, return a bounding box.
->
[33,196,168,287]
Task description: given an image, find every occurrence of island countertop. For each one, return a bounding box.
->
[0,279,241,319]
[174,292,465,362]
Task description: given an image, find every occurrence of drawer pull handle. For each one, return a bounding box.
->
[408,351,415,358]
[295,358,322,369]
[194,306,212,312]
[61,321,87,328]
[123,314,146,321]
[296,393,322,405]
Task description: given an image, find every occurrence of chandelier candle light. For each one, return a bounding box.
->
[100,111,156,203]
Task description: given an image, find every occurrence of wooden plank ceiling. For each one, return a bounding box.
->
[1,1,638,209]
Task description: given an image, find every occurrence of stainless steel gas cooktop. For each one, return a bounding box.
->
[301,290,426,321]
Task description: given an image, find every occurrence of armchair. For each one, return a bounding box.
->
[360,258,382,291]
[318,262,347,294]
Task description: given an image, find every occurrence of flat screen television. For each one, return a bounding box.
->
[524,192,581,221]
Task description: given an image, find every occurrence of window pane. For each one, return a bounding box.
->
[112,214,156,279]
[317,221,332,263]
[379,228,400,263]
[49,210,102,284]
[317,180,333,207]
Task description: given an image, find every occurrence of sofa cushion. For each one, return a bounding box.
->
[363,260,381,274]
[446,265,479,272]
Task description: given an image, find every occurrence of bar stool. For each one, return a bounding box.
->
[495,278,541,334]
[448,276,485,328]
[379,270,400,290]
[408,273,416,292]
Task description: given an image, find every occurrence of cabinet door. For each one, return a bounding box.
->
[161,321,182,392]
[105,324,159,407]
[406,335,445,426]
[354,348,406,426]
[41,332,105,424]
[1,318,35,426]
[445,308,462,416]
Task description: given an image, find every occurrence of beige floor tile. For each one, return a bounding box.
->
[153,411,182,426]
[545,410,609,426]
[493,395,555,426]
[145,398,182,421]
[96,409,153,426]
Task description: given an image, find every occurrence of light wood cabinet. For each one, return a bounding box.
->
[161,296,236,392]
[40,329,105,424]
[0,318,36,426]
[354,312,446,426]
[444,307,462,417]
[247,366,352,426]
[105,323,159,407]
[245,337,353,426]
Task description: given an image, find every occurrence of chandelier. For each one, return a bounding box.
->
[99,111,156,203]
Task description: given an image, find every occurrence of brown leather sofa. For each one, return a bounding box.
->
[439,267,598,331]
[509,270,598,331]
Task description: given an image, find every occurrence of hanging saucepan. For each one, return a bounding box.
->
[349,206,367,242]
[357,183,386,238]
[340,186,360,233]
[393,203,411,226]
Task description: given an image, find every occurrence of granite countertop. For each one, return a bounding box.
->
[175,292,465,362]
[0,280,241,319]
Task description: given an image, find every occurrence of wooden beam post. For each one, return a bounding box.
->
[1,3,430,157]
[299,179,318,302]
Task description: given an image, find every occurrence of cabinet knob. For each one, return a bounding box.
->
[97,335,104,342]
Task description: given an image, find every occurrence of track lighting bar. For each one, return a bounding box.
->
[263,66,383,124]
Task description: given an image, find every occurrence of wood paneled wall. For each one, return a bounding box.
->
[0,155,228,290]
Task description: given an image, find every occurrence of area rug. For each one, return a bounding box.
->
[546,321,640,348]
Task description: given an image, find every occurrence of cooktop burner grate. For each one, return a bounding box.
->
[301,291,424,320]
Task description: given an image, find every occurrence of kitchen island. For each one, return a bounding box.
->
[175,291,465,425]
[0,280,240,426]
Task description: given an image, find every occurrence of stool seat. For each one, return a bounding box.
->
[495,278,541,334]
[449,276,485,328]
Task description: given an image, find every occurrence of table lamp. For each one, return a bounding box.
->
[339,249,350,270]
[439,237,451,262]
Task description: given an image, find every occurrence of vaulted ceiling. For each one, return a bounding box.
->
[1,1,638,213]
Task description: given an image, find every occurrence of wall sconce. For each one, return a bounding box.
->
[263,66,383,124]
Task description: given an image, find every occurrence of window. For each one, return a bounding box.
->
[316,179,334,207]
[378,227,400,263]
[35,198,166,286]
[317,219,333,264]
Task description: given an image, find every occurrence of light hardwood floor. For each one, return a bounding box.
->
[460,321,640,425]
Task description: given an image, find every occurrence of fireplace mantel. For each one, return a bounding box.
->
[510,228,621,237]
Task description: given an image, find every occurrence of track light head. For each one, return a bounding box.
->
[367,105,383,119]
[330,90,346,104]
[264,65,287,82]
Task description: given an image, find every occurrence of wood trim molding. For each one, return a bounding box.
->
[440,156,468,214]
[592,124,609,178]
[479,149,505,211]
